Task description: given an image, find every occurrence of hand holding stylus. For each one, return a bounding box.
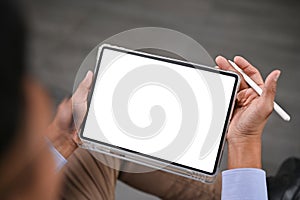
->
[228,60,290,121]
[216,56,281,169]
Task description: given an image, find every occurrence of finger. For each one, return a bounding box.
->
[54,98,73,128]
[72,130,82,145]
[236,88,258,107]
[215,56,232,71]
[72,71,93,104]
[234,56,264,86]
[215,56,248,89]
[259,70,281,115]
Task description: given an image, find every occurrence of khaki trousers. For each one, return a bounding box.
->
[60,148,221,200]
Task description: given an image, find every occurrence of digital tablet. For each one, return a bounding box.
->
[79,44,240,182]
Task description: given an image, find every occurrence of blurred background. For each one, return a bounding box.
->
[24,0,299,199]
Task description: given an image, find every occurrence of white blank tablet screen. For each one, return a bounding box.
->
[81,47,238,174]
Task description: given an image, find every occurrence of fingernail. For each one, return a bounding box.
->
[86,70,92,76]
[84,70,92,79]
[216,55,224,60]
[275,71,281,82]
[233,55,242,62]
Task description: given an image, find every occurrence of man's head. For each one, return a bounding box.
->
[0,0,26,160]
[0,1,60,199]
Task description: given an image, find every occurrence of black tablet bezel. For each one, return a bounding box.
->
[79,45,239,176]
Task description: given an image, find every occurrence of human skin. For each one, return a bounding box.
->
[46,71,93,158]
[0,78,61,200]
[216,56,280,169]
[0,72,93,200]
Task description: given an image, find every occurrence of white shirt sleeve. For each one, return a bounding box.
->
[221,168,268,200]
[46,138,67,171]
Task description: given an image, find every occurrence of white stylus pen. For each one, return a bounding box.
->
[228,60,291,122]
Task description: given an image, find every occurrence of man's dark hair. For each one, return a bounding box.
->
[0,0,26,159]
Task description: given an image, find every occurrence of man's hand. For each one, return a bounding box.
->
[46,71,93,158]
[216,56,280,169]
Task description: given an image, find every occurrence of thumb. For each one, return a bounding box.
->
[72,70,93,104]
[260,70,281,113]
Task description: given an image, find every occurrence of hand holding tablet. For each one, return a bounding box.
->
[216,56,282,169]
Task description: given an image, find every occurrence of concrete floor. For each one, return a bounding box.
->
[25,0,300,199]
